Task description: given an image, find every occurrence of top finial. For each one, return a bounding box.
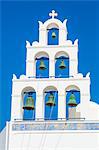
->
[49,10,58,19]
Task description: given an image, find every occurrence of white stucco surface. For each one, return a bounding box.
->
[5,121,99,150]
[0,128,6,150]
[77,101,99,120]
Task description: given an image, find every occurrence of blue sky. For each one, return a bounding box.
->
[0,1,99,131]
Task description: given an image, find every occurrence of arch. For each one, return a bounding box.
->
[55,51,69,59]
[44,18,65,29]
[47,23,59,30]
[65,85,81,120]
[65,85,80,92]
[34,51,49,59]
[21,86,36,120]
[43,86,58,120]
[21,86,36,96]
[43,85,58,93]
[55,51,69,78]
[34,51,49,78]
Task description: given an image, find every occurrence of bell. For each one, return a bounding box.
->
[59,60,66,69]
[67,93,77,107]
[52,32,56,38]
[39,60,46,70]
[46,93,56,107]
[23,96,35,110]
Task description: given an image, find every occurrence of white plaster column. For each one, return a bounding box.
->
[80,80,90,104]
[80,93,90,105]
[11,95,23,121]
[35,91,44,120]
[26,60,35,77]
[49,55,55,77]
[58,91,66,120]
[39,29,47,45]
[70,59,78,76]
[59,29,67,45]
[5,121,10,150]
[78,92,91,120]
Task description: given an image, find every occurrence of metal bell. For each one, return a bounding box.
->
[46,93,56,107]
[67,93,77,107]
[59,60,66,69]
[39,60,46,70]
[23,96,35,110]
[52,32,56,38]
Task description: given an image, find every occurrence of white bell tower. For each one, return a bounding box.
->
[5,10,99,150]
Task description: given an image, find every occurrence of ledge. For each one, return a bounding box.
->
[12,77,90,82]
[26,45,78,49]
[10,121,99,131]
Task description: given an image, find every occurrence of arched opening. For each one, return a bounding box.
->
[47,23,59,45]
[55,52,69,78]
[43,86,58,120]
[22,87,36,120]
[65,85,80,120]
[35,52,49,78]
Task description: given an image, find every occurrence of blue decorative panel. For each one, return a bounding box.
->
[48,28,59,45]
[23,92,36,120]
[12,123,99,131]
[66,90,80,119]
[55,57,69,78]
[36,57,49,78]
[45,91,58,120]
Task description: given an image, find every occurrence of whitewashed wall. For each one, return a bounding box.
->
[26,45,78,77]
[5,122,99,150]
[0,128,6,150]
[11,76,92,121]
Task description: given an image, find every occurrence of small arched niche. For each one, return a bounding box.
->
[43,86,58,120]
[47,23,59,45]
[65,85,80,120]
[55,51,69,78]
[21,87,36,120]
[35,52,49,78]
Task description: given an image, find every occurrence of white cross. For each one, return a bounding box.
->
[49,10,58,19]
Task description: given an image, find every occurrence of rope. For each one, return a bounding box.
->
[25,82,38,149]
[19,92,30,149]
[26,81,39,149]
[39,91,57,150]
[54,123,66,150]
[39,80,59,150]
[21,93,25,149]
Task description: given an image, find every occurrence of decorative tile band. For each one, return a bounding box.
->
[12,123,99,131]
